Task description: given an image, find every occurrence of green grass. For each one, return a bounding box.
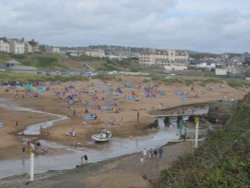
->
[95,74,117,81]
[0,71,88,82]
[150,74,224,86]
[0,54,69,70]
[153,92,250,188]
[99,62,120,71]
[69,55,142,72]
[226,79,250,88]
[0,53,11,64]
[69,55,110,70]
[177,75,223,86]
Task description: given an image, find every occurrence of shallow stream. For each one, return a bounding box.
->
[0,98,179,179]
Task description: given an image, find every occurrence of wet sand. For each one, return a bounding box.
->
[0,142,193,188]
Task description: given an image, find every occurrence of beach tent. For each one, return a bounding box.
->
[158,91,165,96]
[38,86,45,93]
[83,114,97,121]
[33,92,39,97]
[24,83,35,90]
[116,87,123,93]
[109,91,118,96]
[126,95,140,101]
[125,83,134,88]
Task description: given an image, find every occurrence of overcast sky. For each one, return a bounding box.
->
[0,0,249,53]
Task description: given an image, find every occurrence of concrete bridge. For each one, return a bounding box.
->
[150,107,209,118]
[149,100,238,147]
[150,104,210,148]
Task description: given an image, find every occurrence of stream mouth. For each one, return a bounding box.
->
[20,114,68,136]
[0,127,178,179]
[0,98,178,179]
[0,98,69,136]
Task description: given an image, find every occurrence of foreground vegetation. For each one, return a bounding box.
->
[153,92,250,187]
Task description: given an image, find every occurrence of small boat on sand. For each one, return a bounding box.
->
[92,129,112,142]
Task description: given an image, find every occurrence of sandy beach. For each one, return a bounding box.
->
[0,76,248,160]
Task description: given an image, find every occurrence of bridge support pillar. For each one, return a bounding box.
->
[177,116,184,139]
[194,116,200,148]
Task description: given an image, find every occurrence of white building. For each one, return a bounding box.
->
[25,42,33,54]
[52,47,61,53]
[215,64,243,76]
[0,37,41,54]
[195,62,216,69]
[8,39,25,54]
[107,55,128,60]
[139,50,189,65]
[164,64,188,71]
[227,64,242,75]
[85,49,106,58]
[215,68,227,76]
[0,38,10,53]
[28,39,40,53]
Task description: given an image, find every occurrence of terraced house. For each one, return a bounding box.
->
[7,38,25,54]
[0,38,10,53]
[0,37,40,54]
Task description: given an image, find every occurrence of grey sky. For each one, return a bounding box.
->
[0,0,249,53]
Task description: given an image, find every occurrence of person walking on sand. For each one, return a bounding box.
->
[159,147,163,158]
[137,111,140,122]
[142,148,147,158]
[80,156,84,166]
[154,149,158,158]
[149,148,153,159]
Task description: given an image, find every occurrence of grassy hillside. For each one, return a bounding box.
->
[0,71,88,82]
[227,79,250,88]
[153,92,250,188]
[151,74,250,87]
[0,53,83,71]
[188,51,220,59]
[69,55,145,72]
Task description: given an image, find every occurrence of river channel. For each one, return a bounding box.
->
[0,98,179,179]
